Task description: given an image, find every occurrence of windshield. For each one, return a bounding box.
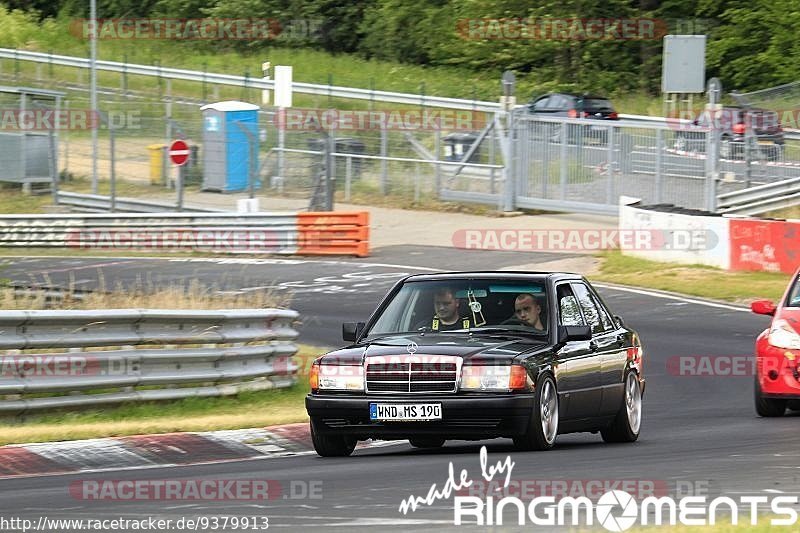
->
[787,276,800,307]
[365,279,549,336]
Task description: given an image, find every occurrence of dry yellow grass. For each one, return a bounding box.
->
[0,276,289,310]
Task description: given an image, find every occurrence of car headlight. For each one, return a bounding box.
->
[460,364,530,391]
[768,319,800,350]
[310,363,364,392]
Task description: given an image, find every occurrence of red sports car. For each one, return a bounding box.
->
[751,270,800,416]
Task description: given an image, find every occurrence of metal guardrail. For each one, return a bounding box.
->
[0,308,299,413]
[0,211,370,256]
[0,212,301,251]
[56,192,223,213]
[717,176,800,215]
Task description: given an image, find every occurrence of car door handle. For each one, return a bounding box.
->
[589,341,598,351]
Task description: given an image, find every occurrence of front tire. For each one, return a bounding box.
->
[601,371,642,443]
[754,376,786,417]
[310,417,357,457]
[514,374,559,451]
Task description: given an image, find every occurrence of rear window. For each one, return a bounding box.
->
[582,98,614,111]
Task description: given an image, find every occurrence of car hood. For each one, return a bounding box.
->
[318,333,548,365]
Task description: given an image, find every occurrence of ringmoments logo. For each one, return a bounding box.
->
[453,490,799,529]
[396,446,799,530]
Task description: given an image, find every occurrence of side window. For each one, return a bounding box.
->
[549,95,569,110]
[556,284,584,326]
[571,283,604,334]
[533,96,551,111]
[587,288,615,330]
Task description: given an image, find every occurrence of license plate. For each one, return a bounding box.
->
[758,140,774,145]
[369,403,442,421]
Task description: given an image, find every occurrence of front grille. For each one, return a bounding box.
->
[365,355,460,394]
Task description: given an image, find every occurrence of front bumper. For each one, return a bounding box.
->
[305,393,535,440]
[757,348,800,398]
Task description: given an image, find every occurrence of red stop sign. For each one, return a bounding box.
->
[169,139,190,166]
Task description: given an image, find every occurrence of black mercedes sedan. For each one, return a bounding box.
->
[305,272,645,456]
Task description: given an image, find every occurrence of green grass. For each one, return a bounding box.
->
[0,9,662,113]
[595,250,790,304]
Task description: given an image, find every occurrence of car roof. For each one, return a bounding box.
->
[400,271,584,283]
[532,92,610,101]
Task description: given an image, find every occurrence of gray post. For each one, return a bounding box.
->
[164,80,172,188]
[655,128,663,203]
[502,110,515,211]
[277,107,285,189]
[325,131,335,211]
[559,121,568,200]
[109,122,116,212]
[345,155,352,202]
[63,99,70,177]
[705,78,722,211]
[488,126,495,194]
[542,121,550,197]
[90,0,98,194]
[380,124,388,194]
[434,129,441,196]
[48,129,58,205]
[606,125,614,204]
[501,71,516,212]
[177,164,185,211]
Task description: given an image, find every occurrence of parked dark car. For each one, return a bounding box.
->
[305,272,645,456]
[672,106,784,160]
[525,93,619,143]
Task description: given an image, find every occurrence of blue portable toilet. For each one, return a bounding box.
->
[200,101,260,192]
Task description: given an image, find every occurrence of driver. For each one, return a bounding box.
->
[422,287,472,331]
[505,293,545,331]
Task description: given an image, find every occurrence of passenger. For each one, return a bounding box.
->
[506,293,545,331]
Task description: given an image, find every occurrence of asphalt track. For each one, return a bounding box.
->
[0,249,797,531]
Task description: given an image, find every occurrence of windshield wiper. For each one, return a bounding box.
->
[468,327,548,338]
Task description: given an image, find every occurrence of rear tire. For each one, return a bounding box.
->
[754,377,786,417]
[310,418,357,457]
[409,437,445,448]
[514,374,558,451]
[601,371,642,443]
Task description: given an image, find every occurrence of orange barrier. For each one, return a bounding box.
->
[297,212,370,257]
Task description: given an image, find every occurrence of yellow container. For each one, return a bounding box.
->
[147,144,166,184]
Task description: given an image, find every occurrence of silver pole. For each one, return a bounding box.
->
[90,0,98,193]
[110,121,116,212]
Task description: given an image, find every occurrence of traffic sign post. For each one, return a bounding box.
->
[169,139,190,211]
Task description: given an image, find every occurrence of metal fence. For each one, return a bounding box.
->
[0,308,299,413]
[2,50,800,215]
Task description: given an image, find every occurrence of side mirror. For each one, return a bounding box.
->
[750,300,777,316]
[614,315,625,328]
[342,321,366,342]
[557,325,592,343]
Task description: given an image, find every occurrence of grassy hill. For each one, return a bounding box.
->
[0,8,662,115]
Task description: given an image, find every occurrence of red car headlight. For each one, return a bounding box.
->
[767,319,800,350]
